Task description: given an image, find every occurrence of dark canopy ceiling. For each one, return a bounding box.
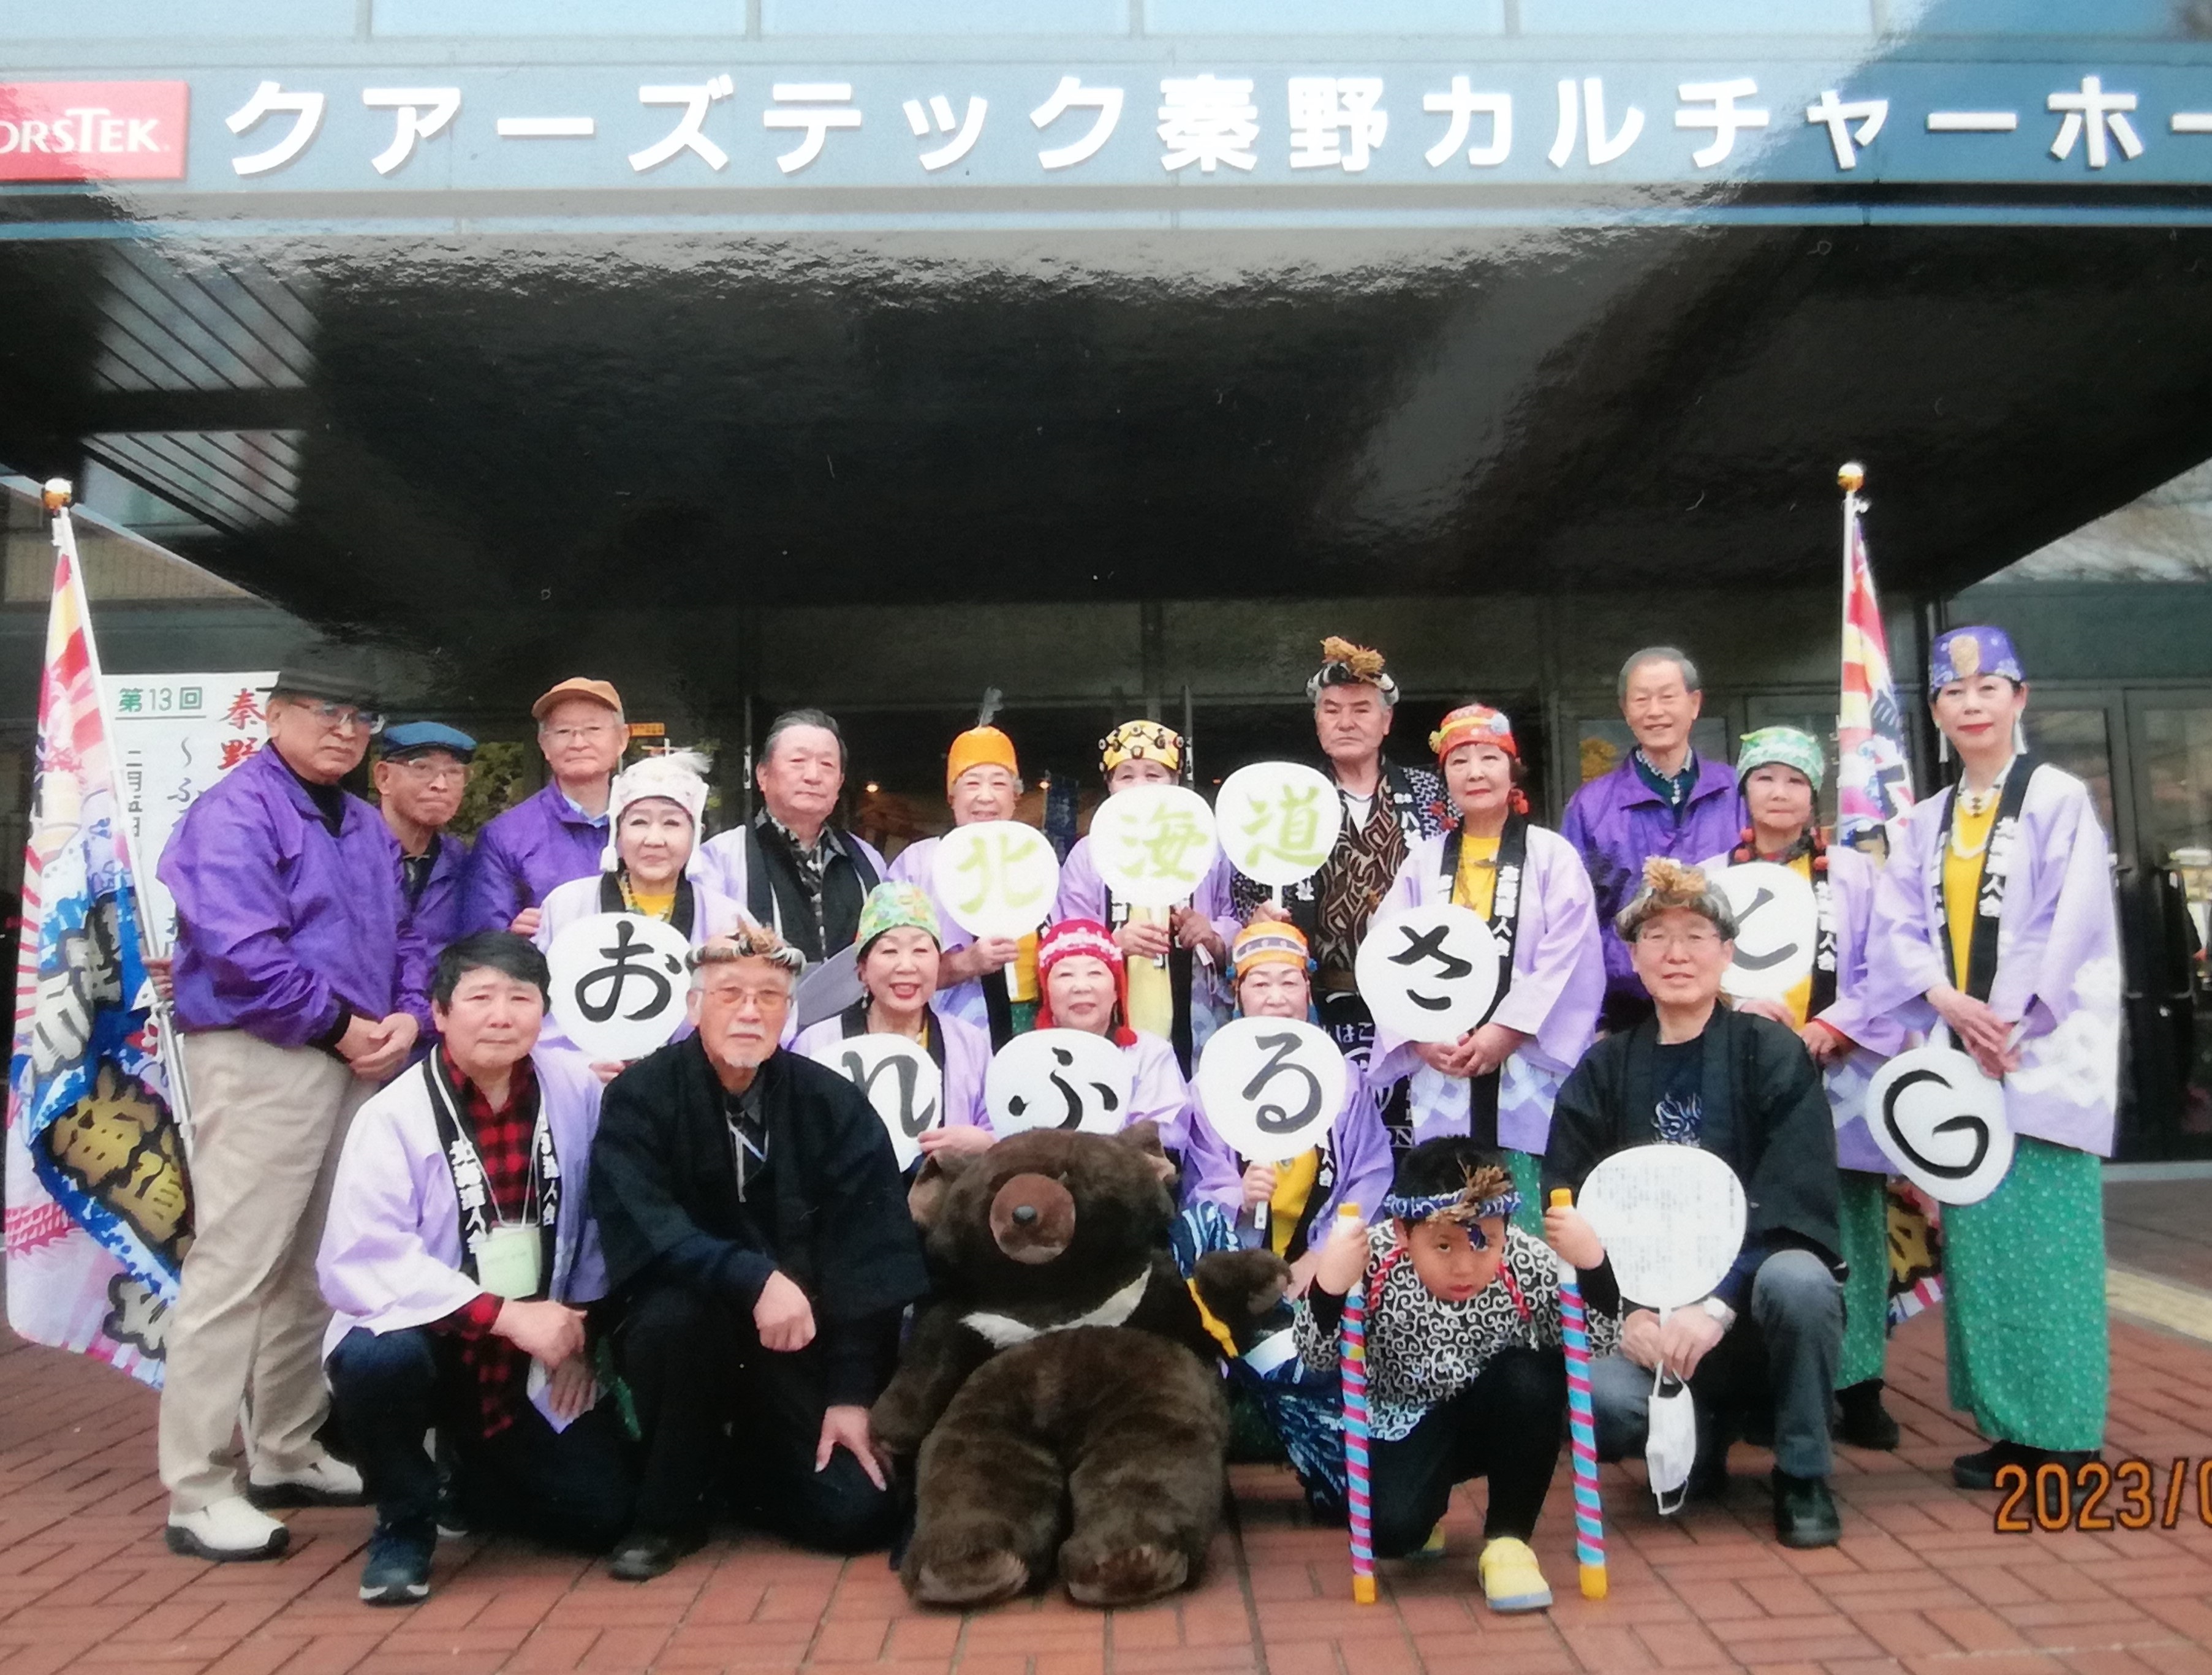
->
[2,219,2210,639]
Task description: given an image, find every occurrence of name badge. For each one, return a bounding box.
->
[477,1225,543,1301]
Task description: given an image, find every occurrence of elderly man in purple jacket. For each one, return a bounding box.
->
[1558,647,1741,1032]
[460,678,627,937]
[156,648,433,1564]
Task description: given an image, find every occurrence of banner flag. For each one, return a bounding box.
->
[4,486,192,1388]
[1836,465,1917,847]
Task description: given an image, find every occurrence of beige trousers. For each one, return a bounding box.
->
[157,1030,374,1513]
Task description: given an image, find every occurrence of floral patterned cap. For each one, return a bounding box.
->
[1734,725,1826,792]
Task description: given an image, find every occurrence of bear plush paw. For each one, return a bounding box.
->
[911,1545,1031,1609]
[1062,1540,1189,1609]
[1192,1249,1293,1333]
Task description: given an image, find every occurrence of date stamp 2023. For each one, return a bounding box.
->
[1994,1458,2212,1533]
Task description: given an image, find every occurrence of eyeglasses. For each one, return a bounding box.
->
[297,700,385,735]
[1638,928,1722,951]
[542,724,619,744]
[388,758,470,786]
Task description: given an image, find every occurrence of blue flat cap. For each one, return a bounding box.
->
[379,720,477,761]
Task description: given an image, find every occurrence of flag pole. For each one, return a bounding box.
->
[42,480,197,1149]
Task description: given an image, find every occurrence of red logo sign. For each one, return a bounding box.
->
[0,81,188,183]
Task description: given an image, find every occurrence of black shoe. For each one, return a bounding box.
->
[1953,1441,2100,1494]
[1686,1443,1730,1505]
[358,1524,434,1606]
[1836,1380,1902,1451]
[1771,1472,1841,1549]
[607,1529,704,1582]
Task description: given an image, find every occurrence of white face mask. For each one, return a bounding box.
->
[1646,1370,1699,1515]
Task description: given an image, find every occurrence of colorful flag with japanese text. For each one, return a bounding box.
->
[1836,485,1915,847]
[5,496,191,1388]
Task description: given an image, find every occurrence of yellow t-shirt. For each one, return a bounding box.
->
[1124,906,1175,1039]
[1944,796,2000,989]
[1783,853,1816,1027]
[1452,835,1501,921]
[1268,1147,1324,1257]
[627,888,677,921]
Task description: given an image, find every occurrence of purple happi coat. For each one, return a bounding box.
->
[1699,842,1907,1174]
[160,744,431,1045]
[1180,1047,1393,1248]
[1863,763,2123,1156]
[1366,825,1605,1155]
[459,781,608,936]
[1558,752,1741,1013]
[792,1002,993,1133]
[316,1047,607,1428]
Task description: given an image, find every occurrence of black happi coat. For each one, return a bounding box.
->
[1543,1007,1843,1278]
[591,1037,930,1337]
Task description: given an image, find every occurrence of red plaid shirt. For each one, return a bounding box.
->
[429,1051,542,1439]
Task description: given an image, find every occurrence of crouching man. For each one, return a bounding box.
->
[589,927,930,1581]
[1544,860,1847,1549]
[317,933,635,1605]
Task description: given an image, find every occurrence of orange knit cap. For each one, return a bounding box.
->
[946,725,1019,795]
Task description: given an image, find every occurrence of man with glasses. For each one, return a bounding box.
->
[461,679,627,938]
[1543,858,1845,1550]
[374,722,477,956]
[156,648,434,1562]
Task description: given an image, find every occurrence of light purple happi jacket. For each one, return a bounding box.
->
[791,1002,993,1132]
[1180,1046,1394,1242]
[316,1048,608,1427]
[1118,1028,1195,1153]
[1862,765,2123,1156]
[1365,825,1605,1156]
[1698,842,1907,1175]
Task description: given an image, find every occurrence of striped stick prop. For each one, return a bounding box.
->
[1342,1267,1376,1605]
[1550,1187,1608,1600]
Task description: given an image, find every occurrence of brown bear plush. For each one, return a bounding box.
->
[871,1121,1236,1610]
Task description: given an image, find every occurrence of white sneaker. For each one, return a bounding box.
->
[248,1454,366,1508]
[166,1495,290,1562]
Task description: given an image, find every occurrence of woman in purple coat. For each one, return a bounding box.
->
[792,882,994,1162]
[1700,726,1909,1452]
[1863,627,2121,1492]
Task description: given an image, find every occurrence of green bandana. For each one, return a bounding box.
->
[855,880,941,953]
[1734,725,1826,792]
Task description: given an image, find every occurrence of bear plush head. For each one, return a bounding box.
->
[909,1121,1177,1317]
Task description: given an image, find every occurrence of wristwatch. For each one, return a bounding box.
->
[1699,1295,1738,1331]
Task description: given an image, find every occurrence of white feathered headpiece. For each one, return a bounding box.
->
[602,748,713,870]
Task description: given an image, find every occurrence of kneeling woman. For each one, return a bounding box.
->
[1034,918,1192,1152]
[792,882,994,1160]
[1295,1139,1619,1613]
[1371,705,1605,1223]
[533,751,741,1075]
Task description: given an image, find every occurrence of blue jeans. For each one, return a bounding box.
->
[327,1326,635,1549]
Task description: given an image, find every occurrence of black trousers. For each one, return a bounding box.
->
[325,1326,635,1551]
[1367,1346,1566,1556]
[619,1282,896,1554]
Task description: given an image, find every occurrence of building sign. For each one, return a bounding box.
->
[6,60,2212,205]
[0,81,187,182]
[102,672,275,948]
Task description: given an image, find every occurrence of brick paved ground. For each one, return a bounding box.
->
[2,1309,2210,1675]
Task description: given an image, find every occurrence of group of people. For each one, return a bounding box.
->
[143,626,2121,1616]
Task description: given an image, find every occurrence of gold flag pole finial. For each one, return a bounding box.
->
[40,477,73,514]
[1837,461,1865,496]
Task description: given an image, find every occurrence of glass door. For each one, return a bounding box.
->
[2126,692,2212,1157]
